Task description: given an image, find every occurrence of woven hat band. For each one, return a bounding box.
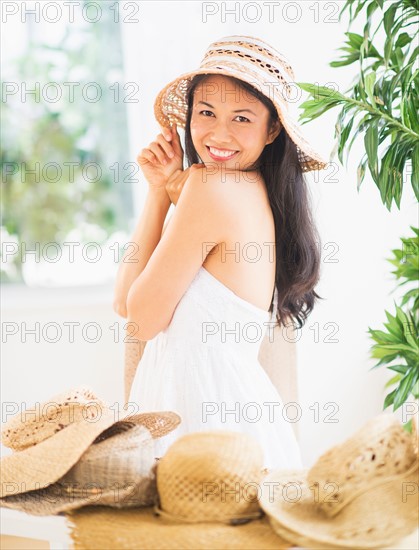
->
[153,503,264,526]
[55,481,137,498]
[203,36,295,80]
[197,60,292,113]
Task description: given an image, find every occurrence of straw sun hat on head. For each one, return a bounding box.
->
[154,34,328,173]
[260,412,419,549]
[66,430,292,550]
[0,387,181,515]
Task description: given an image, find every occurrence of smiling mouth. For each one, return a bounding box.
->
[206,146,238,160]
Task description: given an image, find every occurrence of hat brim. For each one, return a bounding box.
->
[0,476,157,516]
[153,68,329,172]
[0,411,180,497]
[65,505,292,549]
[260,461,419,549]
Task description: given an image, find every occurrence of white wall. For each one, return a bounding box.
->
[1,287,125,407]
[2,1,417,467]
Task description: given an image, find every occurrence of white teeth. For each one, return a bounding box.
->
[208,147,237,158]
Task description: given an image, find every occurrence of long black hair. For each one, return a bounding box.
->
[183,74,324,330]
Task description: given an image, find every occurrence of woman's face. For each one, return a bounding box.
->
[190,74,281,171]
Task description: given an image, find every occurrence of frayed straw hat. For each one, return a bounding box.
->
[66,431,292,549]
[154,34,328,173]
[260,413,419,549]
[0,387,181,514]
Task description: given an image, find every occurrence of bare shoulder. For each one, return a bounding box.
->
[181,166,241,220]
[177,167,269,241]
[185,166,261,211]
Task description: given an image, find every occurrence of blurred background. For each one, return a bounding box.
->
[2,0,417,471]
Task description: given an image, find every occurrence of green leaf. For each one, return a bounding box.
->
[330,55,360,68]
[372,343,416,353]
[299,99,340,122]
[403,418,413,433]
[405,91,419,131]
[383,387,397,409]
[395,32,412,49]
[384,373,402,388]
[364,71,377,105]
[347,32,364,48]
[338,117,355,164]
[368,328,398,344]
[297,82,344,101]
[384,35,394,66]
[383,3,397,36]
[393,368,419,410]
[365,1,378,32]
[387,364,410,374]
[383,309,404,339]
[357,158,368,190]
[403,317,418,349]
[364,120,379,179]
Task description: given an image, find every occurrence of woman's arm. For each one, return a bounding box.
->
[126,166,230,341]
[113,189,171,318]
[161,212,173,237]
[113,124,184,318]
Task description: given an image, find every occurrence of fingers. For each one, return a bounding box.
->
[154,134,175,162]
[138,123,183,167]
[159,124,172,142]
[143,136,171,165]
[149,127,180,164]
[137,148,156,165]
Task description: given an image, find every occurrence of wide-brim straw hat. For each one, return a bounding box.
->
[154,34,328,173]
[65,430,292,549]
[259,413,419,549]
[0,387,181,514]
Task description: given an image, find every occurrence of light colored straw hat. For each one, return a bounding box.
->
[0,387,181,513]
[66,430,292,549]
[154,34,328,173]
[260,412,419,549]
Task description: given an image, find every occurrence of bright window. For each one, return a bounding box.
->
[1,1,133,287]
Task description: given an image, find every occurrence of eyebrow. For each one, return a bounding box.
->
[196,101,257,116]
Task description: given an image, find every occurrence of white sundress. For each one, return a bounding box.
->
[128,265,303,470]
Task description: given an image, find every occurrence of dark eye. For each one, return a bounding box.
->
[235,115,250,123]
[199,110,214,117]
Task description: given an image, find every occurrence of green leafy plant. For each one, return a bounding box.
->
[297,0,418,209]
[368,227,419,417]
[295,0,418,427]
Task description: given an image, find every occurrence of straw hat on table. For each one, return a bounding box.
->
[0,387,180,514]
[260,412,419,549]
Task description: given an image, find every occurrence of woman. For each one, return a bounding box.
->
[113,35,327,470]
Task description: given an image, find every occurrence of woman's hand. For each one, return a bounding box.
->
[137,124,184,192]
[166,163,205,205]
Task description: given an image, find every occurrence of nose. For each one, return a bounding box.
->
[209,118,234,147]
